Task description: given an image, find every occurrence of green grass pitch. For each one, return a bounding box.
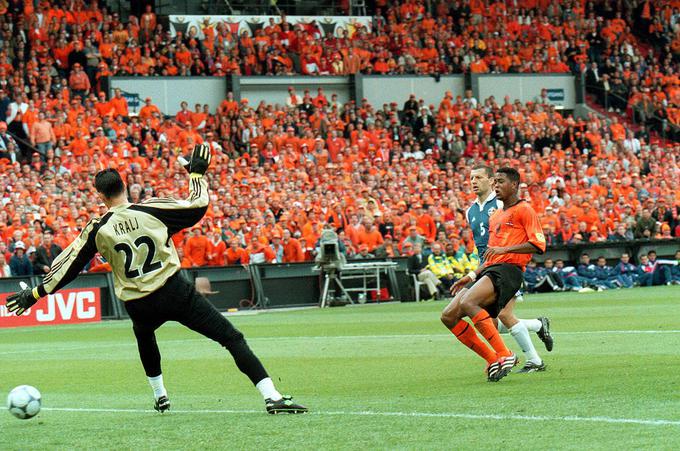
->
[2,286,680,449]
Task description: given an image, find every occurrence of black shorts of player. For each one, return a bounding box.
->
[472,263,524,318]
[124,271,243,347]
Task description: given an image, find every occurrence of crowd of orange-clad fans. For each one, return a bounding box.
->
[0,0,679,277]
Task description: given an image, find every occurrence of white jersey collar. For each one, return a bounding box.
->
[474,191,497,208]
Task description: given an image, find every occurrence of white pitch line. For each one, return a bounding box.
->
[1,330,679,357]
[41,407,680,427]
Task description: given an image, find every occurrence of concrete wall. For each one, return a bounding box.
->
[234,76,351,107]
[473,74,577,109]
[108,74,578,115]
[358,75,466,109]
[109,77,228,116]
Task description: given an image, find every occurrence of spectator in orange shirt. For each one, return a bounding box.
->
[357,218,384,251]
[139,97,161,122]
[184,226,210,267]
[225,239,248,265]
[177,246,194,269]
[282,229,305,263]
[68,63,90,99]
[206,230,227,266]
[30,111,56,154]
[414,204,437,243]
[109,88,129,118]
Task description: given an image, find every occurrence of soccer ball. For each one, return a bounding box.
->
[7,385,41,420]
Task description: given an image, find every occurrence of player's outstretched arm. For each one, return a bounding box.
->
[5,218,101,314]
[131,143,211,235]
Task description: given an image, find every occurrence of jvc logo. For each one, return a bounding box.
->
[35,291,97,322]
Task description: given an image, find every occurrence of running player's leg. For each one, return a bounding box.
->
[441,287,497,365]
[497,299,543,369]
[457,276,513,361]
[496,301,553,352]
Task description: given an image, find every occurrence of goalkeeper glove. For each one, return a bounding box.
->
[189,143,212,176]
[6,286,40,316]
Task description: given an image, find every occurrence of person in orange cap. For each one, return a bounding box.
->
[270,232,284,262]
[354,243,374,259]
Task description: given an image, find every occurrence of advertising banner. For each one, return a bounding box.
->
[0,288,102,328]
[169,15,372,39]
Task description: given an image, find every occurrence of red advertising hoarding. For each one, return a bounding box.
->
[0,288,102,328]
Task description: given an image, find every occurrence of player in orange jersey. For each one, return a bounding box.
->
[440,167,547,382]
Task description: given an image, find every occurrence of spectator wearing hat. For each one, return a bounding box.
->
[9,241,32,276]
[402,225,425,249]
[33,231,63,276]
[270,232,284,263]
[109,88,129,118]
[353,244,375,260]
[184,226,210,267]
[69,63,91,100]
[139,97,161,122]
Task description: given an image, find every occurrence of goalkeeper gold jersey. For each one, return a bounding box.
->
[37,174,208,302]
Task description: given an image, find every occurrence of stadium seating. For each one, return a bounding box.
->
[0,1,678,282]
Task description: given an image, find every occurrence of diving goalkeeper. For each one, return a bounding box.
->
[5,144,307,415]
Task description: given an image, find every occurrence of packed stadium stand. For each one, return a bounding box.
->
[0,1,678,290]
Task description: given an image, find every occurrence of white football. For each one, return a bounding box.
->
[7,385,42,420]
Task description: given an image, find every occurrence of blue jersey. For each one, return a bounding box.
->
[466,192,502,259]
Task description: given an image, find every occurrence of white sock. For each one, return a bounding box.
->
[497,322,510,334]
[510,322,541,364]
[256,377,282,401]
[523,318,543,333]
[148,374,167,400]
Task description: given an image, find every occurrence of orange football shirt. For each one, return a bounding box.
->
[486,201,546,270]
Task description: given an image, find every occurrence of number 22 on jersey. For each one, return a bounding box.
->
[114,235,163,279]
